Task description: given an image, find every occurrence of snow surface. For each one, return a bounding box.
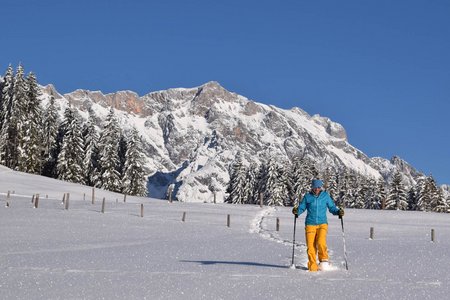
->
[1,165,449,299]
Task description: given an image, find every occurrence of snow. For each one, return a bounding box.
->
[1,166,449,299]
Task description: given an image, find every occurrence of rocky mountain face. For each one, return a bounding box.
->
[41,81,426,202]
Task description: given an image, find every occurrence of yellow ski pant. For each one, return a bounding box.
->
[305,224,329,271]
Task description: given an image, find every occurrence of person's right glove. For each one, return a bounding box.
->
[292,206,298,218]
[338,208,345,218]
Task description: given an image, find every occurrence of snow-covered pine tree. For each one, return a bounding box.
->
[362,177,378,209]
[290,157,316,201]
[252,163,265,204]
[426,176,446,212]
[407,176,423,210]
[432,187,447,213]
[20,72,43,174]
[41,96,60,177]
[375,177,387,209]
[122,127,148,197]
[97,108,122,192]
[82,110,100,186]
[12,64,29,172]
[386,171,408,210]
[226,152,247,204]
[326,168,339,200]
[117,134,127,178]
[264,157,285,206]
[56,107,84,183]
[416,176,432,211]
[243,162,258,204]
[0,65,15,167]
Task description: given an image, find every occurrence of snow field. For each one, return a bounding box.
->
[1,168,450,299]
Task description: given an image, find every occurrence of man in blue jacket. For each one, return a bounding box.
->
[292,179,344,271]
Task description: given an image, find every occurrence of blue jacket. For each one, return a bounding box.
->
[297,190,340,225]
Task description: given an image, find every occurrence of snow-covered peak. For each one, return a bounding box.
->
[39,81,426,202]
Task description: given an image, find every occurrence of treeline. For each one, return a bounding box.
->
[0,64,147,196]
[226,153,449,213]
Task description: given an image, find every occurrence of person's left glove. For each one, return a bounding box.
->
[338,208,345,218]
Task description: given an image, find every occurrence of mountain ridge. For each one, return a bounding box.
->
[40,81,428,202]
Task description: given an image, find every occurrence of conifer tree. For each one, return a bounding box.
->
[122,127,148,196]
[226,152,247,204]
[386,171,408,210]
[264,157,285,206]
[98,108,122,192]
[20,72,43,174]
[243,162,258,204]
[432,187,447,213]
[56,107,84,183]
[416,176,432,211]
[12,64,29,171]
[41,96,60,177]
[82,110,100,186]
[0,65,15,166]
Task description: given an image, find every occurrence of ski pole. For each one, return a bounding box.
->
[339,215,349,270]
[290,214,297,269]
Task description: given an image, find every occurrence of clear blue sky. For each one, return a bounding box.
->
[2,0,449,185]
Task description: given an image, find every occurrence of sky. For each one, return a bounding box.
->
[1,166,450,299]
[1,0,449,185]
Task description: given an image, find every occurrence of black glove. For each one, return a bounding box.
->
[292,206,298,218]
[338,208,345,218]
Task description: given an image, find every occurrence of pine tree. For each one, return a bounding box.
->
[416,176,432,211]
[243,162,258,204]
[20,72,43,174]
[97,108,122,192]
[82,110,100,186]
[264,157,285,206]
[56,107,84,183]
[432,187,447,213]
[0,65,14,166]
[41,96,60,177]
[12,64,29,171]
[122,127,148,196]
[426,176,446,212]
[290,157,316,201]
[386,171,408,210]
[226,152,247,204]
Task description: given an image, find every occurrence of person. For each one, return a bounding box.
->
[292,179,344,271]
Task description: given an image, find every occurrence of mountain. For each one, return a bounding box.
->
[40,81,426,202]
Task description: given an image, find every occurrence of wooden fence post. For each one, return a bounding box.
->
[34,194,40,209]
[276,218,280,231]
[259,192,263,208]
[65,193,70,210]
[92,187,95,204]
[370,227,374,240]
[123,194,127,203]
[182,212,186,222]
[431,229,435,242]
[101,197,106,213]
[6,191,10,207]
[32,194,35,204]
[213,191,216,204]
[227,214,230,227]
[62,193,66,205]
[140,204,144,218]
